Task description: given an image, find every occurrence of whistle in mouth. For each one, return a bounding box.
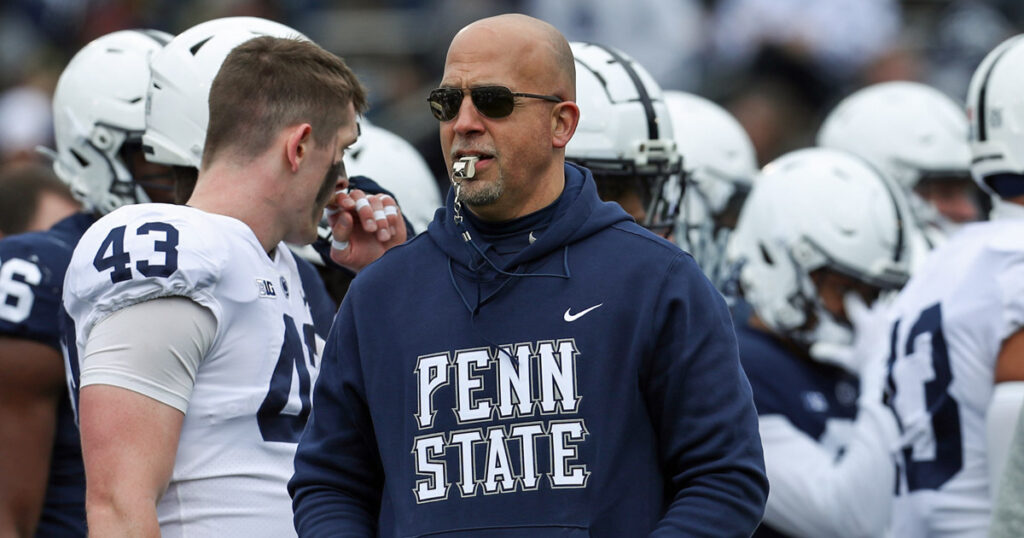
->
[452,156,479,180]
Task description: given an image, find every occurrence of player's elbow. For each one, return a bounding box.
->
[84,485,159,535]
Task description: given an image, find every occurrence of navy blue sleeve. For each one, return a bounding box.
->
[644,255,768,537]
[290,293,383,535]
[0,233,70,350]
[293,255,337,339]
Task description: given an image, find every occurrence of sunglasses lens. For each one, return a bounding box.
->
[428,87,518,121]
[428,89,462,121]
[471,87,515,119]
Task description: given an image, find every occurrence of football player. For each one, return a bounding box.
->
[883,34,1024,537]
[62,19,403,535]
[664,90,759,295]
[564,42,683,239]
[818,81,980,270]
[0,29,173,537]
[727,147,910,536]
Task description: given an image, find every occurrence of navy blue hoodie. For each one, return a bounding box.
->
[290,163,768,537]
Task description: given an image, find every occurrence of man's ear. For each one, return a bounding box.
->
[551,101,580,149]
[285,123,314,173]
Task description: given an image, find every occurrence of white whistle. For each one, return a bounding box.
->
[452,156,479,180]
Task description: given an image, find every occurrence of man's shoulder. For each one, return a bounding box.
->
[897,220,1024,313]
[74,204,243,267]
[65,204,237,327]
[606,220,681,251]
[0,227,78,272]
[0,228,78,345]
[83,204,223,239]
[597,221,711,285]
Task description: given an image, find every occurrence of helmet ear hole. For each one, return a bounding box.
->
[91,126,114,150]
[791,237,821,268]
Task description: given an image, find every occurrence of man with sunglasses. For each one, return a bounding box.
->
[291,13,767,536]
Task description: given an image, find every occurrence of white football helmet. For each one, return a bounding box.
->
[566,41,683,234]
[663,90,758,290]
[144,17,308,168]
[49,29,172,214]
[343,121,442,233]
[818,82,972,242]
[727,148,910,366]
[966,34,1024,202]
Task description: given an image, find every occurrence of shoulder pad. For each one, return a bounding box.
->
[64,205,232,336]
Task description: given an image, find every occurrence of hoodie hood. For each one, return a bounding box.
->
[426,162,632,313]
[428,162,631,268]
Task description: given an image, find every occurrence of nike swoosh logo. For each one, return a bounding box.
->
[564,303,603,322]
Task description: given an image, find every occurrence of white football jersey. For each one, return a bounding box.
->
[63,204,321,537]
[885,218,1024,538]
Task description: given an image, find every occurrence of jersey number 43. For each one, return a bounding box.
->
[884,302,964,492]
[85,221,317,444]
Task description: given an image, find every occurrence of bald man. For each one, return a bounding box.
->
[290,15,768,537]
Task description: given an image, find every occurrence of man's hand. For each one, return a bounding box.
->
[325,188,406,272]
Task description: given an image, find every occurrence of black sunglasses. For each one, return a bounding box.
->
[428,86,563,121]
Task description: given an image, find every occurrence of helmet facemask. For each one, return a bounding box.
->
[584,142,684,237]
[566,42,683,237]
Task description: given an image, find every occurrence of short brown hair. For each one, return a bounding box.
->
[0,163,78,236]
[203,36,368,167]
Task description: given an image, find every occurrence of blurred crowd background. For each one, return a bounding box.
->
[2,0,1024,197]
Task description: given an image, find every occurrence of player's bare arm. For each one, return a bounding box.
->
[79,386,182,537]
[0,338,64,537]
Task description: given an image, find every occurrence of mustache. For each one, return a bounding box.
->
[450,145,496,160]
